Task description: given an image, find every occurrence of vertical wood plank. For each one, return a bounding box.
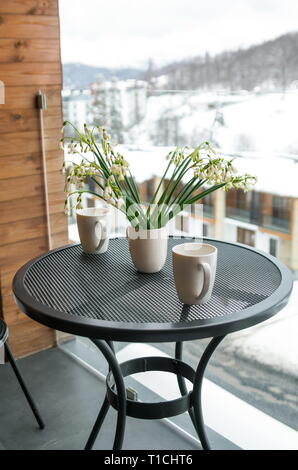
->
[0,0,66,358]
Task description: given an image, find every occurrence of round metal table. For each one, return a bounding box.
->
[12,237,293,450]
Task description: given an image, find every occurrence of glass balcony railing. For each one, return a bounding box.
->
[226,206,251,223]
[262,215,290,234]
[63,88,293,239]
[203,204,214,218]
[226,206,290,233]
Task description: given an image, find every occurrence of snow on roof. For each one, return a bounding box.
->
[233,156,298,198]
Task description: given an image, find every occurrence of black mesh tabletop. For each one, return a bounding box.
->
[13,237,293,342]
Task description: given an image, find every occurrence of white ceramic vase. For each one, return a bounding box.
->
[127,226,168,273]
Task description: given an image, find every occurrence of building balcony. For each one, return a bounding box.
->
[203,204,214,218]
[226,206,290,234]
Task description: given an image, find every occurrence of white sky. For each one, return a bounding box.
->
[59,0,298,68]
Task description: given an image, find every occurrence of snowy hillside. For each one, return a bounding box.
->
[126,90,298,157]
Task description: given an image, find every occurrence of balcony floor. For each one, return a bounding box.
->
[0,346,236,450]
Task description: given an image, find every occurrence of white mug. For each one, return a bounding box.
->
[76,207,110,254]
[172,243,217,305]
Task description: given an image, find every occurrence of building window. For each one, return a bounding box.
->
[271,196,291,232]
[226,189,261,225]
[237,227,255,247]
[269,238,278,257]
[175,214,189,233]
[202,192,214,217]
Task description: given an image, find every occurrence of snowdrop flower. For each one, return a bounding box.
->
[103,185,115,203]
[61,121,68,133]
[67,141,79,154]
[110,164,125,180]
[116,197,125,209]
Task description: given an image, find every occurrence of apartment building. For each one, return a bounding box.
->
[138,167,298,276]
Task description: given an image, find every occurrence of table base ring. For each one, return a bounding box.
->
[106,356,196,420]
[86,336,225,450]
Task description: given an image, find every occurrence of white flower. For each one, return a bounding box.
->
[111,163,127,180]
[116,197,125,209]
[103,185,114,202]
[67,142,78,154]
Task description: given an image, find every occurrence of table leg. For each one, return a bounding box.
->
[192,336,225,450]
[175,342,198,433]
[85,395,110,450]
[85,339,127,450]
[85,341,115,450]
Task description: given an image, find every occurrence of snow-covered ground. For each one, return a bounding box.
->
[223,281,298,378]
[127,89,298,156]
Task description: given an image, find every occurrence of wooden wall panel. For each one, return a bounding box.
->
[0,107,62,133]
[0,149,63,179]
[0,271,16,297]
[0,38,60,63]
[0,128,61,156]
[0,191,66,224]
[0,237,49,275]
[0,62,61,86]
[2,295,27,325]
[0,215,47,246]
[4,85,61,109]
[0,0,67,357]
[8,320,55,358]
[0,173,44,202]
[0,1,58,16]
[0,15,60,39]
[0,172,65,206]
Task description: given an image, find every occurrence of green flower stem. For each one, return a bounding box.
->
[90,176,105,192]
[174,177,199,204]
[163,178,204,219]
[93,143,110,177]
[149,156,189,224]
[67,189,106,203]
[153,155,180,206]
[123,174,140,204]
[184,183,226,205]
[152,157,194,224]
[149,156,173,204]
[127,170,141,203]
[177,178,207,206]
[164,161,194,205]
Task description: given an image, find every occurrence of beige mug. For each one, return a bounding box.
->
[172,243,217,304]
[76,207,110,254]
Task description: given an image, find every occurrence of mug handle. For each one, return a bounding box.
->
[197,262,211,301]
[95,220,106,251]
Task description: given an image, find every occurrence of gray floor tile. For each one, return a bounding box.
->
[0,348,198,450]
